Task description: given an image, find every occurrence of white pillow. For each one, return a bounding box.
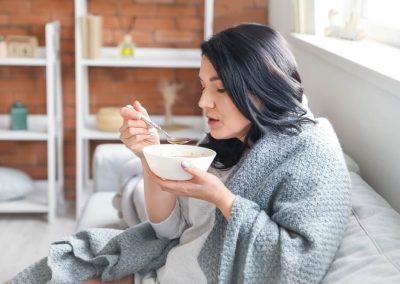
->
[343,152,360,174]
[0,167,34,201]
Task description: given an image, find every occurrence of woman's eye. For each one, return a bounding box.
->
[217,88,225,93]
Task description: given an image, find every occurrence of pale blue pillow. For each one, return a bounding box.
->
[0,167,34,201]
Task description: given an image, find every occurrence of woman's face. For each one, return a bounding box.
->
[198,56,251,142]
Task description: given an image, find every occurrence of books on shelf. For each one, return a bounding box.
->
[81,14,102,59]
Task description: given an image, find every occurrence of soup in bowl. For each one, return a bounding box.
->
[142,144,216,180]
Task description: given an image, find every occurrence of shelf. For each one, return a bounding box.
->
[0,47,47,66]
[80,47,201,68]
[81,114,206,141]
[0,180,48,213]
[0,115,48,141]
[74,0,214,218]
[0,21,63,222]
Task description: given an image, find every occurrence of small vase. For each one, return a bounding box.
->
[10,101,28,130]
[119,34,135,57]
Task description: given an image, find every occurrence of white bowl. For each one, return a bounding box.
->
[142,144,216,180]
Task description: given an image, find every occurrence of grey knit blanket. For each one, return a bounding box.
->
[12,118,351,284]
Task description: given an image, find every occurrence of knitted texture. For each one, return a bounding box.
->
[12,118,351,284]
[198,118,352,283]
[12,224,178,283]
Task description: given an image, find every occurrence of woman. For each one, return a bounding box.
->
[118,23,351,284]
[12,23,351,284]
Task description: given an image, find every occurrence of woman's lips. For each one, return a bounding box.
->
[208,118,219,126]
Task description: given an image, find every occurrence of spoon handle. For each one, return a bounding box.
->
[139,114,170,138]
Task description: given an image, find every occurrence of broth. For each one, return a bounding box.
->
[164,152,209,158]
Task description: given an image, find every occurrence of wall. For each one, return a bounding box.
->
[0,0,268,201]
[269,0,400,212]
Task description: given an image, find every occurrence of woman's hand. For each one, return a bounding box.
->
[147,161,235,220]
[119,101,160,159]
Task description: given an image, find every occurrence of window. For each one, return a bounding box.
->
[361,0,400,46]
[309,0,400,47]
[361,0,400,29]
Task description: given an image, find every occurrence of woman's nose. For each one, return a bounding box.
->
[198,90,215,109]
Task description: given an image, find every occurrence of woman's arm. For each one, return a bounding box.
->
[213,188,235,220]
[146,160,236,221]
[119,103,180,225]
[141,158,177,223]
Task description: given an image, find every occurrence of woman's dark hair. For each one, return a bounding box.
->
[198,23,315,169]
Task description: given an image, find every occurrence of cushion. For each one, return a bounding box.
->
[0,167,34,201]
[76,192,125,231]
[111,157,146,227]
[343,152,360,174]
[93,144,137,192]
[322,172,400,283]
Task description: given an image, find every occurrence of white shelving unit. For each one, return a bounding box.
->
[0,22,64,222]
[74,0,214,218]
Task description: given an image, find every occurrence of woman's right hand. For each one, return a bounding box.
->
[119,101,160,159]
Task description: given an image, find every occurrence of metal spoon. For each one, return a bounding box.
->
[139,115,191,144]
[125,105,191,144]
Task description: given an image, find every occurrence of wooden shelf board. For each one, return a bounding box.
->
[80,114,206,141]
[80,47,201,68]
[0,47,47,66]
[0,115,48,141]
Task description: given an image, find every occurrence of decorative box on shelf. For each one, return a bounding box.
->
[6,35,38,58]
[95,107,123,132]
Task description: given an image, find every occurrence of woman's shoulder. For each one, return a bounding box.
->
[286,118,346,170]
[297,118,342,152]
[251,117,343,168]
[255,118,339,151]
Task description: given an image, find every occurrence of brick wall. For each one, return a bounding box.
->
[0,0,268,201]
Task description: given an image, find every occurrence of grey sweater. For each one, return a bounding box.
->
[12,118,351,284]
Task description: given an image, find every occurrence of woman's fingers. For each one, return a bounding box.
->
[121,101,149,121]
[147,170,177,188]
[147,170,195,194]
[134,133,155,142]
[121,135,154,148]
[181,161,206,181]
[120,126,150,139]
[126,119,147,128]
[119,118,147,132]
[119,101,160,159]
[120,105,141,120]
[146,162,206,188]
[133,100,149,117]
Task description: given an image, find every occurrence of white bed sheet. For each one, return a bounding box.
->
[323,155,400,283]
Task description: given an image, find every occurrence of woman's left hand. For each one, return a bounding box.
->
[147,161,235,220]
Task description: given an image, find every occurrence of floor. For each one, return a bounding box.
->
[0,203,77,282]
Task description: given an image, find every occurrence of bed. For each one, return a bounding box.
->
[77,144,400,283]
